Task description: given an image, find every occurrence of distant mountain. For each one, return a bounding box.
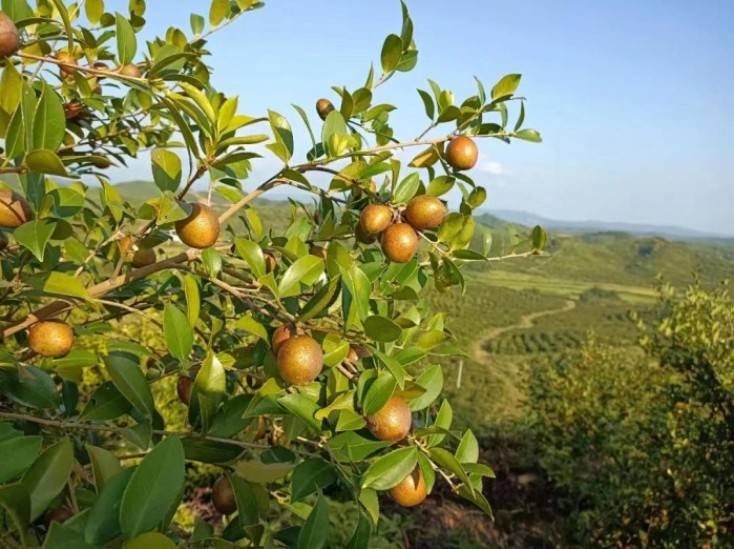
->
[489,209,733,242]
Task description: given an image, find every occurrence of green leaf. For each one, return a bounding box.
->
[531,225,547,251]
[208,395,254,438]
[279,392,321,431]
[291,459,337,503]
[85,0,104,24]
[79,382,131,421]
[346,512,373,549]
[427,175,455,197]
[0,366,58,409]
[491,73,522,100]
[13,219,55,261]
[0,484,30,543]
[297,492,330,549]
[380,34,403,73]
[84,468,134,545]
[341,265,371,330]
[180,438,244,463]
[467,187,487,209]
[188,351,226,432]
[514,128,542,142]
[105,352,154,418]
[229,475,259,528]
[85,445,121,492]
[32,82,65,152]
[234,238,266,278]
[115,12,138,65]
[408,364,443,411]
[417,89,435,120]
[151,149,182,193]
[278,256,324,297]
[456,429,479,464]
[329,432,390,462]
[25,149,68,176]
[361,447,418,490]
[233,314,268,341]
[298,275,341,323]
[361,372,397,415]
[45,272,90,300]
[267,110,294,163]
[429,447,473,490]
[120,437,185,538]
[183,274,200,328]
[0,54,23,115]
[163,304,193,362]
[125,532,177,549]
[209,0,229,26]
[0,435,42,484]
[45,522,97,548]
[426,400,453,448]
[364,316,402,343]
[21,438,74,521]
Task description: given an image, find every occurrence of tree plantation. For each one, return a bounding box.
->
[0,1,545,547]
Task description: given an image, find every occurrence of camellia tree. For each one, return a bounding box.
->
[0,1,544,547]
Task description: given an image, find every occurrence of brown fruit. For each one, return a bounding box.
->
[404,195,447,231]
[365,395,412,442]
[316,98,335,120]
[309,244,327,259]
[380,223,418,263]
[445,136,478,171]
[42,507,74,527]
[175,203,220,249]
[212,476,237,515]
[264,252,277,273]
[28,320,74,358]
[0,231,8,251]
[354,222,376,245]
[276,335,324,386]
[390,467,427,507]
[57,51,77,80]
[359,204,393,235]
[91,61,110,75]
[117,63,143,78]
[271,323,298,354]
[0,11,20,58]
[176,376,194,405]
[131,247,156,268]
[0,188,33,228]
[63,102,85,121]
[347,345,371,362]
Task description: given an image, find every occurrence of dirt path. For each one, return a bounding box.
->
[471,299,577,362]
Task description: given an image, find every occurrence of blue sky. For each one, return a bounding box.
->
[133,0,734,234]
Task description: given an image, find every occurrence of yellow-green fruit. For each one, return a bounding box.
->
[390,468,427,507]
[380,223,418,263]
[212,476,237,515]
[277,335,324,386]
[117,63,143,78]
[445,136,478,170]
[355,222,376,245]
[359,204,393,235]
[404,195,447,231]
[316,98,335,120]
[271,323,298,354]
[176,376,194,405]
[0,189,33,228]
[365,395,412,442]
[175,203,220,249]
[0,11,20,58]
[28,320,74,358]
[131,248,156,268]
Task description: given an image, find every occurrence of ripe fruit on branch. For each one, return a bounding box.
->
[271,323,298,354]
[42,507,74,527]
[264,251,277,273]
[212,476,237,515]
[28,320,74,358]
[276,335,324,386]
[381,223,418,263]
[0,11,20,58]
[404,195,447,231]
[347,345,371,362]
[131,247,156,267]
[175,203,220,249]
[56,51,78,79]
[390,468,427,507]
[117,63,143,78]
[355,222,376,244]
[309,244,327,259]
[176,376,194,405]
[0,189,33,228]
[365,395,412,442]
[445,136,478,170]
[316,98,335,120]
[359,204,393,235]
[63,102,85,121]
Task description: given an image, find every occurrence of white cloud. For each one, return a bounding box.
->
[479,161,503,175]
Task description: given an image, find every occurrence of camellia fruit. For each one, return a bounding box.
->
[365,395,412,442]
[0,189,33,228]
[271,323,298,354]
[212,476,237,515]
[445,135,479,171]
[390,467,427,507]
[0,11,20,58]
[117,63,143,78]
[176,376,194,405]
[381,223,419,263]
[316,98,335,120]
[359,204,393,235]
[404,195,447,231]
[175,203,220,249]
[28,320,74,358]
[131,247,156,268]
[276,335,324,386]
